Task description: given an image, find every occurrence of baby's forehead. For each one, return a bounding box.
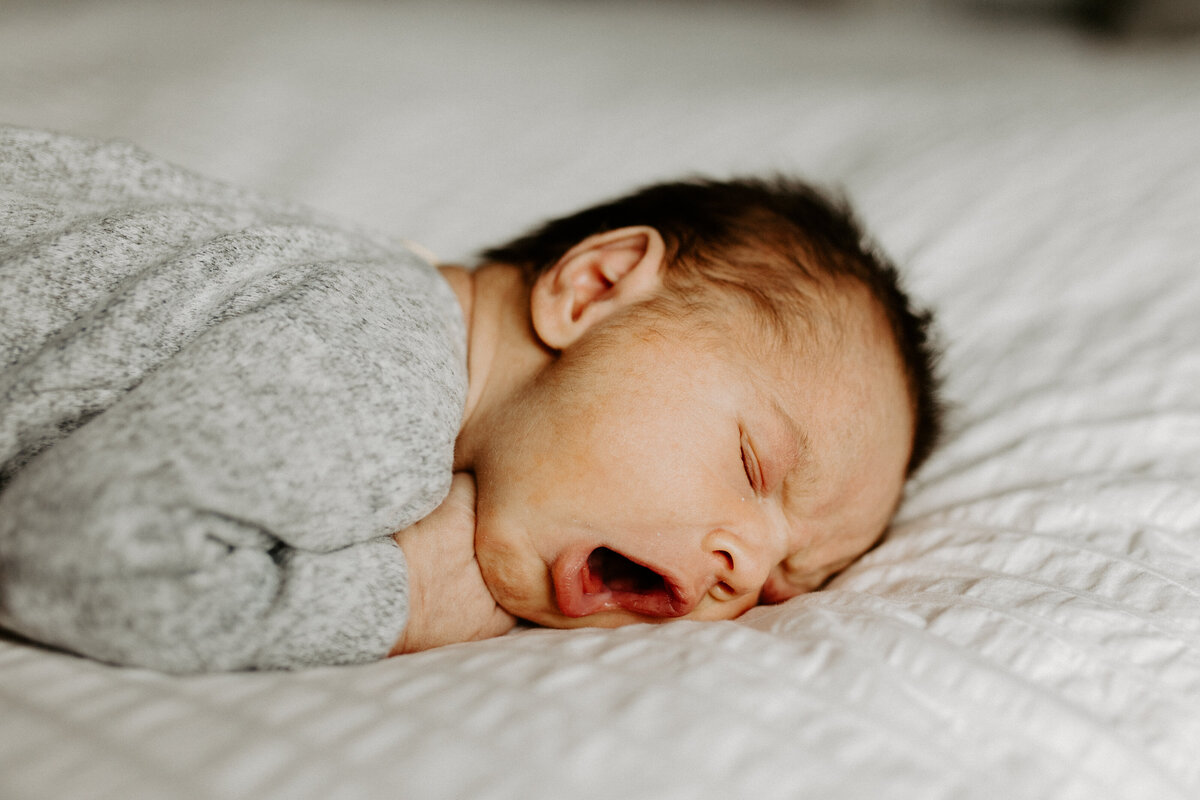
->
[701,277,911,462]
[695,273,884,367]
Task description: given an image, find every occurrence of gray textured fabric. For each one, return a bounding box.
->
[0,126,467,672]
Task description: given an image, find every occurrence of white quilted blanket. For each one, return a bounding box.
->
[1,2,1197,798]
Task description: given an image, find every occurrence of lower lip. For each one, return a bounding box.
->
[551,548,611,617]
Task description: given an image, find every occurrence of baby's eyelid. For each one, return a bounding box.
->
[740,434,762,492]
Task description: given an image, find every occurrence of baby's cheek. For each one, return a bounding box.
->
[758,568,811,605]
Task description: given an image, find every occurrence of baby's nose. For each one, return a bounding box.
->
[702,529,774,600]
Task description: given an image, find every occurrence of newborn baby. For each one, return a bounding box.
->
[0,126,942,671]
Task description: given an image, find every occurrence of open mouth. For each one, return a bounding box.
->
[553,546,690,619]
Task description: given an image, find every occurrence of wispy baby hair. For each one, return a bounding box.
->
[480,175,944,474]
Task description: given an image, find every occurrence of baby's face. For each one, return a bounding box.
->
[471,281,913,628]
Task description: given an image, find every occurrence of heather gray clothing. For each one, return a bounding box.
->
[0,126,467,672]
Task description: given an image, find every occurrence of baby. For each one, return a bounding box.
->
[0,126,941,671]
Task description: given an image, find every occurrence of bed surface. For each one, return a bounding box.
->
[2,1,1199,798]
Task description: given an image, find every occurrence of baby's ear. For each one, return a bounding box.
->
[530,226,666,350]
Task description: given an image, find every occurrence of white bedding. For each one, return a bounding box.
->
[1,1,1198,798]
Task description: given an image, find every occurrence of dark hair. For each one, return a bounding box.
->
[480,176,944,475]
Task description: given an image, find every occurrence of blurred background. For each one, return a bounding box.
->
[857,0,1200,34]
[1,0,1196,261]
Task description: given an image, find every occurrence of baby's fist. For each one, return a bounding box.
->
[390,473,517,654]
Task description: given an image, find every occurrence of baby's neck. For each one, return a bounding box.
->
[441,263,549,472]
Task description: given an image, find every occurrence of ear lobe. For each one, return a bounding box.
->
[530,226,666,350]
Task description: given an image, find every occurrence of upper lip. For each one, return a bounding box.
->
[550,544,696,619]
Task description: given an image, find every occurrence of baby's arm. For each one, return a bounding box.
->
[0,126,476,672]
[390,473,517,654]
[0,284,432,672]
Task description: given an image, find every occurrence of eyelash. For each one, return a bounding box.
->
[741,439,760,491]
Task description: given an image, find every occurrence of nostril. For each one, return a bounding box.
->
[716,549,735,571]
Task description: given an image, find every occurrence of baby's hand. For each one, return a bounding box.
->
[389,472,517,654]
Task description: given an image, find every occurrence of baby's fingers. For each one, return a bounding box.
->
[472,606,519,643]
[440,471,477,521]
